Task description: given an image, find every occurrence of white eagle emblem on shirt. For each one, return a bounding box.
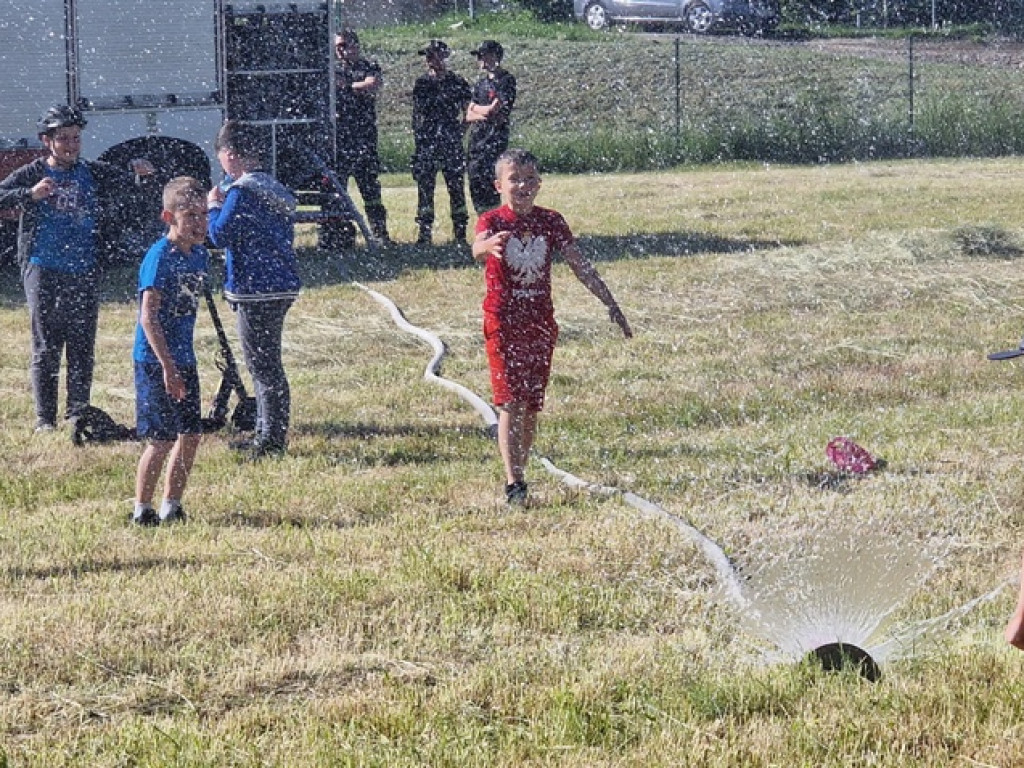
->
[504,235,547,285]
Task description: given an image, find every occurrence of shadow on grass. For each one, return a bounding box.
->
[0,228,792,304]
[207,509,370,529]
[5,556,204,581]
[0,225,790,303]
[294,420,490,441]
[300,229,796,289]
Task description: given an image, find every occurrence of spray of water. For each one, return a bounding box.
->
[358,286,1012,676]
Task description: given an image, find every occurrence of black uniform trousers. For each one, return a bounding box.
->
[412,142,468,234]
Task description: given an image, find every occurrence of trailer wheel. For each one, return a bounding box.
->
[97,136,212,263]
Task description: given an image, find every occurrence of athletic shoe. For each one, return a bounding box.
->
[454,224,467,242]
[159,507,188,525]
[229,437,256,452]
[130,508,160,527]
[505,481,528,506]
[34,420,56,433]
[416,225,432,245]
[248,439,286,461]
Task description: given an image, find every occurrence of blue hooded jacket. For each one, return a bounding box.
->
[207,171,301,302]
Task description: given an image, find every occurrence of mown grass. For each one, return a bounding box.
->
[5,158,1024,764]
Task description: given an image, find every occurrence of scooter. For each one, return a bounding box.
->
[201,287,257,433]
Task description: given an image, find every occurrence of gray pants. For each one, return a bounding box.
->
[22,263,98,425]
[235,299,293,449]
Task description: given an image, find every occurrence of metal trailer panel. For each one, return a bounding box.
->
[81,106,224,163]
[0,0,72,146]
[74,0,220,109]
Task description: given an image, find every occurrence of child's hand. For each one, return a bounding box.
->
[30,177,57,201]
[163,366,186,401]
[484,230,510,258]
[609,304,633,338]
[472,230,509,263]
[207,186,225,208]
[128,158,156,177]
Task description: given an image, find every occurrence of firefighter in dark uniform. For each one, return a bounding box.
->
[327,29,390,249]
[411,39,472,245]
[465,40,516,215]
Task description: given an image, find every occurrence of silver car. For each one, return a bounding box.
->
[574,0,780,34]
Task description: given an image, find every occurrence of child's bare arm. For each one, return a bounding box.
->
[472,230,510,264]
[563,242,633,338]
[140,289,185,400]
[466,99,499,123]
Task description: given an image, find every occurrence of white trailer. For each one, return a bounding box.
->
[0,0,336,258]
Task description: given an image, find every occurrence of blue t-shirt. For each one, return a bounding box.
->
[29,162,98,274]
[133,237,210,367]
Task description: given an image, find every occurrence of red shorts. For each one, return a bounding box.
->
[484,312,558,411]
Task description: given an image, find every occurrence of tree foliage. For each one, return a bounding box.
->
[781,0,1023,28]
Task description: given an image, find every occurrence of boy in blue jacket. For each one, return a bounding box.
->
[207,120,300,459]
[133,177,209,525]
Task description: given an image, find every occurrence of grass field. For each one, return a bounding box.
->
[4,158,1024,765]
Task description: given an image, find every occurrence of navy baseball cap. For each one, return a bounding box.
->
[418,40,450,58]
[471,40,503,59]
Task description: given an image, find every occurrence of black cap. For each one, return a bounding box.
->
[471,40,503,60]
[418,39,450,58]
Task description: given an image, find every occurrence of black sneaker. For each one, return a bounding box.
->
[229,437,256,452]
[248,440,286,461]
[505,481,528,506]
[159,507,188,525]
[454,225,467,242]
[130,508,160,527]
[416,226,432,245]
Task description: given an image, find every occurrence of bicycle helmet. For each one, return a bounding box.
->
[37,104,88,135]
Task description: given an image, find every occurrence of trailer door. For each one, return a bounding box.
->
[74,0,220,110]
[0,0,71,144]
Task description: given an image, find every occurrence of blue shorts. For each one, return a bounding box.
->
[134,362,202,441]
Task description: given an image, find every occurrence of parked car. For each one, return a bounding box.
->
[574,0,780,34]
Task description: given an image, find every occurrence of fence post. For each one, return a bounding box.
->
[675,36,682,157]
[907,34,915,155]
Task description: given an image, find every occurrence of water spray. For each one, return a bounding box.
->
[355,284,1013,678]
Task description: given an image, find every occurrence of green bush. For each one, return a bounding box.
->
[504,0,574,22]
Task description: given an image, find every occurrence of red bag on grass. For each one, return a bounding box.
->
[826,436,878,475]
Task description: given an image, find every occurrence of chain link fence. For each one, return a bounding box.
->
[368,34,1024,172]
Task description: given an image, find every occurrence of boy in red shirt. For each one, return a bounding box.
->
[472,149,632,505]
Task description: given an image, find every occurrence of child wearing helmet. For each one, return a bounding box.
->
[0,104,154,432]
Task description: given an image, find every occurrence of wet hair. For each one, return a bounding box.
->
[214,120,267,164]
[494,148,539,178]
[162,176,206,211]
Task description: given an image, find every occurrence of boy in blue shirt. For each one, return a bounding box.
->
[132,177,209,526]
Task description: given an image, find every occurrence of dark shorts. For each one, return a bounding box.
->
[484,312,558,411]
[134,362,202,441]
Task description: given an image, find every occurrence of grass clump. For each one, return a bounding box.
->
[951,224,1024,259]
